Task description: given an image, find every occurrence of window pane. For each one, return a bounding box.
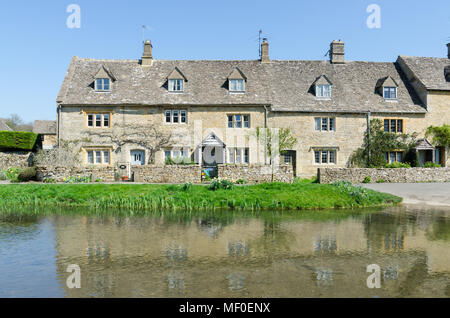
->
[391,87,396,99]
[173,110,179,123]
[235,115,242,128]
[390,120,396,133]
[329,118,335,131]
[177,80,183,91]
[96,79,103,90]
[180,110,187,123]
[228,115,233,128]
[103,79,110,91]
[397,120,403,133]
[314,118,321,131]
[322,118,328,131]
[244,148,249,163]
[244,115,249,128]
[96,114,102,127]
[384,87,389,99]
[229,148,235,163]
[329,151,336,163]
[284,154,291,164]
[230,80,237,91]
[165,110,171,123]
[322,151,328,164]
[96,151,102,164]
[397,152,403,163]
[314,151,320,164]
[384,119,389,132]
[103,114,110,127]
[384,152,388,162]
[169,80,175,91]
[237,80,244,91]
[390,152,395,164]
[165,151,171,159]
[236,149,241,164]
[88,114,94,127]
[87,151,94,164]
[103,151,110,164]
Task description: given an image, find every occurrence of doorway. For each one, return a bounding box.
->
[130,150,145,165]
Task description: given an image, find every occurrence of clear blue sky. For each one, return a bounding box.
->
[0,0,449,122]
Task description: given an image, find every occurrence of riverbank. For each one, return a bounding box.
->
[0,182,401,212]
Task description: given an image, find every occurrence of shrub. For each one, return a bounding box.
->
[0,171,6,181]
[0,131,38,150]
[235,179,247,185]
[385,162,411,168]
[43,178,57,184]
[376,179,386,183]
[332,181,369,203]
[209,178,234,191]
[17,167,36,182]
[5,167,21,182]
[63,175,92,184]
[362,176,371,184]
[182,182,192,191]
[423,162,441,168]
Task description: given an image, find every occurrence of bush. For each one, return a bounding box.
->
[362,176,371,184]
[332,181,369,203]
[17,167,36,182]
[5,167,21,182]
[235,179,247,185]
[385,162,411,168]
[423,162,441,168]
[63,175,92,184]
[209,179,234,191]
[376,179,386,183]
[182,182,192,191]
[43,178,57,184]
[0,171,6,181]
[0,131,38,150]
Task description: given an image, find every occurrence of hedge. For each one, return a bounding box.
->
[0,131,38,151]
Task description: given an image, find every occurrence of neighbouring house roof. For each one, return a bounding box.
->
[415,139,435,150]
[398,56,450,91]
[56,57,426,114]
[33,120,57,135]
[0,119,12,131]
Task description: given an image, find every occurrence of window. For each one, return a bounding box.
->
[87,113,111,128]
[228,114,250,128]
[384,151,404,164]
[169,79,183,92]
[86,149,111,165]
[383,87,397,100]
[229,79,245,92]
[95,78,110,92]
[314,117,336,131]
[383,119,403,133]
[316,84,331,98]
[164,110,187,124]
[165,149,190,163]
[284,154,291,164]
[228,148,249,164]
[314,149,337,164]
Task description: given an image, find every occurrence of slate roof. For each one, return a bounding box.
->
[398,56,450,91]
[33,120,57,135]
[0,119,12,131]
[57,56,426,114]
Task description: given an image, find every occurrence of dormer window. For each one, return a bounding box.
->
[383,87,397,100]
[95,78,110,92]
[316,84,331,98]
[229,79,245,92]
[169,79,184,92]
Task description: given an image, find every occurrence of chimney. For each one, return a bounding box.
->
[447,43,450,59]
[142,40,153,66]
[261,38,269,63]
[330,40,345,64]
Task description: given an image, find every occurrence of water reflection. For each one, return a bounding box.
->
[0,205,449,297]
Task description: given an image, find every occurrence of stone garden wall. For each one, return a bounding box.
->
[318,168,450,184]
[131,165,202,184]
[218,164,294,183]
[0,150,34,170]
[36,166,116,182]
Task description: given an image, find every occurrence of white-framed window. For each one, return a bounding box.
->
[86,149,111,165]
[87,113,111,128]
[95,78,110,92]
[228,148,249,164]
[383,87,397,100]
[316,84,331,98]
[164,110,187,124]
[165,148,190,163]
[229,79,245,92]
[314,117,335,131]
[169,79,184,92]
[314,149,337,164]
[228,114,250,128]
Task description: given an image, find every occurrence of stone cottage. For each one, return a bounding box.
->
[55,40,450,178]
[33,120,57,150]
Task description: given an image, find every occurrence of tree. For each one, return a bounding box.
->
[2,114,33,132]
[426,124,450,148]
[257,127,298,160]
[350,119,418,167]
[34,140,81,167]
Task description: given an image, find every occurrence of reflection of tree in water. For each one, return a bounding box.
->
[397,256,429,297]
[0,214,41,243]
[426,216,450,242]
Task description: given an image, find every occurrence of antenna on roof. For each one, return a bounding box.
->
[142,25,152,43]
[258,29,263,59]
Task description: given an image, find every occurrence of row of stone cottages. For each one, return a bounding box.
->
[3,39,450,183]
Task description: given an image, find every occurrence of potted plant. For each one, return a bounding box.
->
[121,176,129,182]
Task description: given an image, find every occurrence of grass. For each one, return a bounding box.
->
[0,182,402,213]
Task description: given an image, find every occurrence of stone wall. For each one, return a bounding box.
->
[318,167,450,184]
[218,164,294,183]
[36,166,116,182]
[131,165,202,183]
[0,150,34,170]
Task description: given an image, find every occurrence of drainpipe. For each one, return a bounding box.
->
[57,104,61,147]
[366,111,371,166]
[263,105,269,165]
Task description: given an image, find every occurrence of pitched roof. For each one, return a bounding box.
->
[56,57,426,114]
[0,119,12,131]
[33,120,56,135]
[398,56,450,91]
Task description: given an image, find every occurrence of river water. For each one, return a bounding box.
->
[0,205,449,298]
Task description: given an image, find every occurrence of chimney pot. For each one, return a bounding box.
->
[330,40,345,64]
[261,38,270,63]
[142,40,153,66]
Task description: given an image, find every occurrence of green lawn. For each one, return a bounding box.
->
[0,182,402,212]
